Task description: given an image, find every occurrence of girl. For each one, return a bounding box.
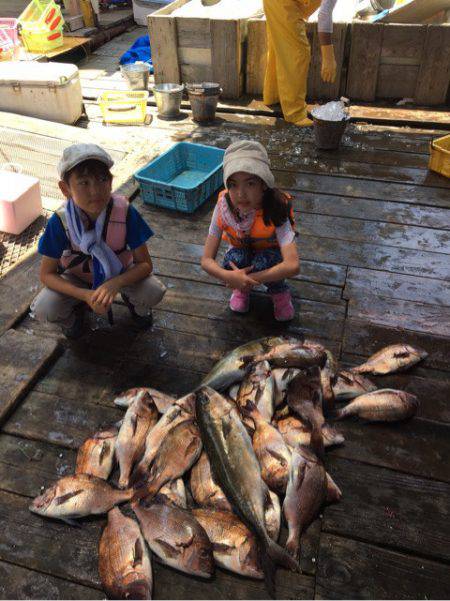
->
[201,140,299,321]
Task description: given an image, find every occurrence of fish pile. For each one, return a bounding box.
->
[29,336,426,599]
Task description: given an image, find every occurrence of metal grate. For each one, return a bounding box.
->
[0,210,52,277]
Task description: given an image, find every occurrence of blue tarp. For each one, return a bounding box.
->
[119,35,154,73]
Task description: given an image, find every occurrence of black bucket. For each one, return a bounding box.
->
[312,116,349,150]
[186,82,222,123]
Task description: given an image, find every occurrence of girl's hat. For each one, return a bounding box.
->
[223,140,275,189]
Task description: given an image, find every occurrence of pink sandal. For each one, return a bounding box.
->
[271,290,295,321]
[229,289,250,313]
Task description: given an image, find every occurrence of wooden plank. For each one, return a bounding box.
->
[0,489,315,598]
[148,14,180,84]
[329,417,450,483]
[376,64,420,99]
[0,560,104,600]
[211,19,242,99]
[246,18,267,96]
[298,213,450,254]
[348,296,450,338]
[316,533,450,600]
[296,191,450,230]
[0,434,76,498]
[344,267,450,308]
[342,318,450,373]
[347,22,383,101]
[3,390,124,450]
[0,330,60,427]
[415,25,450,105]
[322,458,450,562]
[177,17,211,48]
[379,24,425,62]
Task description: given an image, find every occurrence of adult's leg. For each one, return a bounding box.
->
[263,0,311,125]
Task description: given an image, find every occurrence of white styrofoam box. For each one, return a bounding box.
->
[132,0,171,25]
[0,171,42,235]
[0,62,83,125]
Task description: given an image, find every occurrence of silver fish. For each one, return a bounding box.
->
[265,490,281,542]
[75,426,118,480]
[133,393,195,483]
[133,499,214,578]
[241,399,291,494]
[242,341,327,370]
[114,387,176,413]
[98,507,152,600]
[275,415,345,449]
[29,474,132,523]
[334,389,419,422]
[202,336,300,391]
[158,479,187,509]
[134,419,202,499]
[116,390,159,488]
[283,446,327,560]
[271,368,301,407]
[351,344,428,375]
[236,361,274,422]
[332,370,378,401]
[193,509,263,579]
[195,386,298,596]
[287,367,325,458]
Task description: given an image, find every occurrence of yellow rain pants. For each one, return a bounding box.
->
[263,0,321,124]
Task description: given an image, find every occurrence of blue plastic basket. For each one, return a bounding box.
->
[135,142,225,213]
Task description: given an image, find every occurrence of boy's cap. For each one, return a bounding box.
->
[58,143,114,178]
[223,140,275,189]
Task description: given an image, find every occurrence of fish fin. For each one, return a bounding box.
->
[213,542,235,554]
[240,355,255,368]
[55,489,84,505]
[265,535,299,572]
[267,448,289,467]
[154,538,180,559]
[132,538,144,568]
[62,517,81,527]
[98,441,111,466]
[132,485,154,502]
[130,414,138,437]
[239,398,258,418]
[310,425,325,460]
[259,543,276,599]
[331,408,345,421]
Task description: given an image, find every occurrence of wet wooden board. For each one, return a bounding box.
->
[322,457,450,562]
[0,560,104,601]
[0,255,41,336]
[316,533,450,600]
[0,330,61,427]
[342,319,450,373]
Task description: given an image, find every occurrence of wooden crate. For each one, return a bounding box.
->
[346,22,450,105]
[245,17,348,100]
[148,0,250,99]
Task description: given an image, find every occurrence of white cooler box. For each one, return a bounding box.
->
[0,62,83,125]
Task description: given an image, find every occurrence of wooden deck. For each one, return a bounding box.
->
[0,33,449,599]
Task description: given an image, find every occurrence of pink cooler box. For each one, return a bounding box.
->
[0,171,42,235]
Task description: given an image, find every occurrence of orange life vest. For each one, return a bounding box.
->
[216,190,295,251]
[56,194,133,285]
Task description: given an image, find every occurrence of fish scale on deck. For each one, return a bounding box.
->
[28,336,426,599]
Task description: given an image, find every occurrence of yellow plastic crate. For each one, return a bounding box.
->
[98,91,149,124]
[20,25,63,53]
[18,0,56,27]
[429,134,450,179]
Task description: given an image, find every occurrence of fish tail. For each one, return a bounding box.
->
[285,535,300,561]
[310,423,325,460]
[259,543,276,599]
[131,484,155,502]
[265,534,300,573]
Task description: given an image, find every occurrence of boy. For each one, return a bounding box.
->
[31,143,166,338]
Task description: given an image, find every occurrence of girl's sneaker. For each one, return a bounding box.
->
[229,289,250,313]
[271,290,295,321]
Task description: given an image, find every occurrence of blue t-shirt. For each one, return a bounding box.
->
[38,204,154,259]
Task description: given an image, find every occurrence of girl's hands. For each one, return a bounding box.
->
[225,262,259,292]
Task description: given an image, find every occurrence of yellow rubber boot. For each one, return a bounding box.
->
[263,0,316,124]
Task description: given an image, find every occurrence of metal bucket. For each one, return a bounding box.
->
[186,82,221,123]
[313,116,349,150]
[153,83,184,119]
[121,62,150,91]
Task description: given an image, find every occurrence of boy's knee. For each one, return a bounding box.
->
[127,275,167,310]
[30,290,70,323]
